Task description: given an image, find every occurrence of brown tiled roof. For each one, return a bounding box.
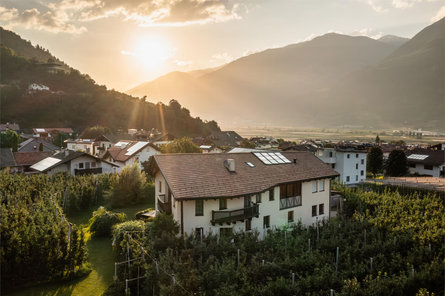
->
[13,151,54,166]
[406,148,445,166]
[153,152,339,200]
[101,141,160,162]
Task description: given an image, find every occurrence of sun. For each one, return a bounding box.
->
[123,36,172,67]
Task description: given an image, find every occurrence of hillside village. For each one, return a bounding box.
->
[0,13,444,296]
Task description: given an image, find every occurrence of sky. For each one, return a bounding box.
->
[0,0,444,92]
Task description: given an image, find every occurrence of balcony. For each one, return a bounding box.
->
[158,194,168,203]
[280,196,302,210]
[211,204,259,225]
[157,195,171,214]
[74,167,102,175]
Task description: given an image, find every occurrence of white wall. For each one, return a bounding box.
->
[408,163,441,177]
[335,152,367,185]
[155,172,331,238]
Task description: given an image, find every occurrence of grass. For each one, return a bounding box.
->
[8,198,154,296]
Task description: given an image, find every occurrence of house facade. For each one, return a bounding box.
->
[66,135,112,156]
[151,152,338,237]
[406,149,445,177]
[316,148,367,185]
[101,141,161,171]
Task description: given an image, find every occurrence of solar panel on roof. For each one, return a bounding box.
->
[125,141,149,156]
[407,154,429,160]
[253,152,291,165]
[31,157,61,172]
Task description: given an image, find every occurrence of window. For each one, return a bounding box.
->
[91,162,96,168]
[356,175,358,181]
[159,181,162,193]
[288,211,294,223]
[424,165,433,170]
[245,162,255,167]
[263,215,270,229]
[356,154,359,158]
[361,170,364,176]
[245,219,251,231]
[312,205,317,217]
[195,200,203,216]
[219,198,227,210]
[347,154,350,159]
[312,181,317,193]
[361,159,364,165]
[318,180,325,192]
[319,204,324,215]
[409,163,416,168]
[79,162,84,169]
[356,164,358,169]
[195,227,203,238]
[220,228,232,237]
[269,188,275,201]
[346,176,350,182]
[280,182,302,198]
[329,151,333,157]
[256,193,262,203]
[86,162,90,169]
[332,164,336,169]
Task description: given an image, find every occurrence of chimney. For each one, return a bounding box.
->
[224,159,236,172]
[64,149,69,157]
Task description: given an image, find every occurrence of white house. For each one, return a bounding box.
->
[30,150,119,175]
[316,148,367,185]
[66,135,113,156]
[406,149,445,177]
[100,140,161,171]
[200,145,223,153]
[150,151,339,237]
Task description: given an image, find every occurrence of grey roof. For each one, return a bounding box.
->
[0,148,17,168]
[153,151,339,200]
[18,138,60,152]
[406,148,445,166]
[0,123,20,132]
[208,131,244,147]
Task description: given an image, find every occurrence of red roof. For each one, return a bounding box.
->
[153,151,339,200]
[13,151,54,166]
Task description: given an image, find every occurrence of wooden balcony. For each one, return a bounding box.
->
[211,204,259,225]
[280,195,302,210]
[74,167,102,175]
[157,194,171,214]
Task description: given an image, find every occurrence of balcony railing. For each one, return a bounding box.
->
[74,167,102,175]
[280,196,302,210]
[158,194,168,203]
[211,204,259,225]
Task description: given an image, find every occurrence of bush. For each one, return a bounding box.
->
[106,164,149,208]
[89,206,126,237]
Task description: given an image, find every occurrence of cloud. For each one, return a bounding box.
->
[0,6,86,33]
[360,0,442,12]
[350,28,384,39]
[431,5,445,22]
[174,60,193,67]
[0,0,243,33]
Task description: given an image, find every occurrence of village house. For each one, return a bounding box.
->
[406,148,445,178]
[100,140,161,171]
[33,128,74,139]
[200,145,223,153]
[30,150,118,175]
[316,147,367,184]
[0,122,20,133]
[151,151,338,237]
[13,151,54,173]
[18,137,60,152]
[207,131,244,147]
[66,135,113,156]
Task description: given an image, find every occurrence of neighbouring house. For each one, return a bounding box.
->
[66,135,113,156]
[207,131,243,147]
[281,144,317,153]
[100,140,161,171]
[0,123,20,133]
[30,150,119,175]
[227,147,265,153]
[150,133,177,147]
[316,147,367,185]
[200,145,223,153]
[250,137,279,150]
[406,149,445,177]
[18,137,60,152]
[150,151,339,237]
[0,148,18,172]
[13,151,54,173]
[33,128,74,139]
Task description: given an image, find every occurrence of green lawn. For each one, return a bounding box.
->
[8,199,154,296]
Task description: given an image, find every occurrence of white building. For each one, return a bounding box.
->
[30,150,119,175]
[101,140,161,171]
[151,152,339,237]
[406,149,445,178]
[66,135,113,156]
[200,145,223,153]
[316,148,367,185]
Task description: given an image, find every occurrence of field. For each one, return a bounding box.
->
[7,200,154,296]
[234,126,445,145]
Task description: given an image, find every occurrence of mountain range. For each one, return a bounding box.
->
[128,18,444,129]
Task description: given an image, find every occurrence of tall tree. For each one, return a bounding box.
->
[161,138,201,154]
[367,146,383,176]
[385,150,408,176]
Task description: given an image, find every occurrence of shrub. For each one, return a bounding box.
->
[89,206,126,237]
[106,164,149,208]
